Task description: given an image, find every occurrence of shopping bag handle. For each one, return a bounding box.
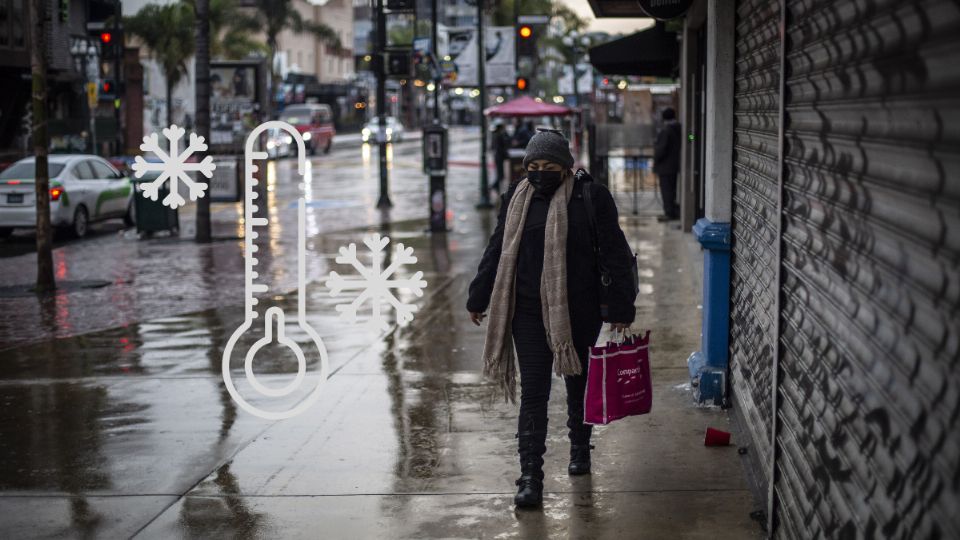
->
[607,326,628,345]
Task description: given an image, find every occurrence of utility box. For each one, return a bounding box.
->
[422,123,448,176]
[423,123,448,232]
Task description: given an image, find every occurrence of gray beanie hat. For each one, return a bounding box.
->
[523,129,574,170]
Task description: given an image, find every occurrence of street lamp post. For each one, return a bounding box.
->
[562,32,591,158]
[375,0,391,209]
[70,38,99,154]
[476,0,493,209]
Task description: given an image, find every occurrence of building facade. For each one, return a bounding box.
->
[0,0,125,161]
[589,0,960,536]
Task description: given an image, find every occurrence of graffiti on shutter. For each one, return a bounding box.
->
[730,0,781,495]
[777,0,960,537]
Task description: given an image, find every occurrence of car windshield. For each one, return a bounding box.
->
[283,107,323,124]
[0,162,66,179]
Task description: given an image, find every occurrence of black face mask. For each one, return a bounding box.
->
[527,170,563,196]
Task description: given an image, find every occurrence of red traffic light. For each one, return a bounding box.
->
[516,77,528,91]
[518,25,532,39]
[102,81,112,93]
[100,32,112,44]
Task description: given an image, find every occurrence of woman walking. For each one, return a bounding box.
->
[466,130,637,508]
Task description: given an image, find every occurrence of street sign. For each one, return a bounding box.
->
[517,15,549,24]
[209,158,241,202]
[86,82,98,109]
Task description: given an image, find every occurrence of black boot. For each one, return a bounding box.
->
[514,429,546,508]
[568,443,594,475]
[567,405,594,475]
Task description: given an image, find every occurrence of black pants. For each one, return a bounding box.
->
[511,298,593,445]
[658,173,679,219]
[494,157,506,193]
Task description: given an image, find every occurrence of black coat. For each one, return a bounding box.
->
[466,174,638,355]
[654,120,682,176]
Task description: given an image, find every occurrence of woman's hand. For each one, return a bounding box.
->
[470,312,486,326]
[609,322,630,332]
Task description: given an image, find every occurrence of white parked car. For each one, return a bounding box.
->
[0,155,134,239]
[361,116,405,144]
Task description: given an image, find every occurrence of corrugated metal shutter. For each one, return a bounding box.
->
[776,0,960,537]
[730,0,781,493]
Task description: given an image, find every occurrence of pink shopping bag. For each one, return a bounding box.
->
[584,330,652,425]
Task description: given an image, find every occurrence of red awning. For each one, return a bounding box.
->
[484,96,575,117]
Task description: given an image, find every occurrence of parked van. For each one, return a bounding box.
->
[280,103,335,155]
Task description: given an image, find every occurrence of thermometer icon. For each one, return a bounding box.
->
[221,121,329,420]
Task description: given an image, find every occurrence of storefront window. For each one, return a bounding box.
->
[11,0,24,48]
[0,0,9,47]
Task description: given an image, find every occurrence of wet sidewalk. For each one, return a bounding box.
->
[0,148,761,538]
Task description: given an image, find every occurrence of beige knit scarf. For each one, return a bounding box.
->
[482,176,581,404]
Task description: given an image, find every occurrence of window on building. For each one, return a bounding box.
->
[11,0,23,48]
[0,0,9,47]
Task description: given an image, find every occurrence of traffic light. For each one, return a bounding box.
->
[386,51,413,77]
[517,25,535,57]
[100,79,117,100]
[515,77,529,92]
[97,29,123,59]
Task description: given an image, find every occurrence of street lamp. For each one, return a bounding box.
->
[70,37,100,153]
[562,32,591,155]
[561,32,591,109]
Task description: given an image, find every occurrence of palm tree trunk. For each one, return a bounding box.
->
[166,79,174,132]
[194,0,212,243]
[29,0,54,292]
[266,38,277,120]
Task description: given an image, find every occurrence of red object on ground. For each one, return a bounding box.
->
[484,96,577,117]
[704,427,731,446]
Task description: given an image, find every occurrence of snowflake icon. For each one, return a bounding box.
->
[132,124,216,209]
[325,234,428,331]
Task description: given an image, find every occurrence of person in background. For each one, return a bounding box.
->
[491,123,510,193]
[512,120,535,149]
[653,107,682,222]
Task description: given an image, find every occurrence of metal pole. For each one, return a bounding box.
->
[429,0,447,232]
[513,0,520,77]
[89,55,98,155]
[113,0,123,154]
[375,0,391,208]
[571,50,579,111]
[431,0,440,122]
[476,0,492,208]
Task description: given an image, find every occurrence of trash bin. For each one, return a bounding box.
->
[132,172,179,237]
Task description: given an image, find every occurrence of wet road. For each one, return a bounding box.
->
[0,130,760,539]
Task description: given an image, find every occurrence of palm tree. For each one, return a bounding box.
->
[187,0,266,60]
[28,0,54,292]
[195,0,212,243]
[125,3,195,129]
[247,0,342,117]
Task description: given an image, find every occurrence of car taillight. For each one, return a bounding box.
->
[50,187,63,201]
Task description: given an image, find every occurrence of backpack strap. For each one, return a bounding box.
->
[581,177,600,257]
[579,171,611,283]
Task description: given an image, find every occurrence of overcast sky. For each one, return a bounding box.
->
[558,0,656,35]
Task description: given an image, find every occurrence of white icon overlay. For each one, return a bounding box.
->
[132,124,215,209]
[221,121,329,421]
[326,234,428,332]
